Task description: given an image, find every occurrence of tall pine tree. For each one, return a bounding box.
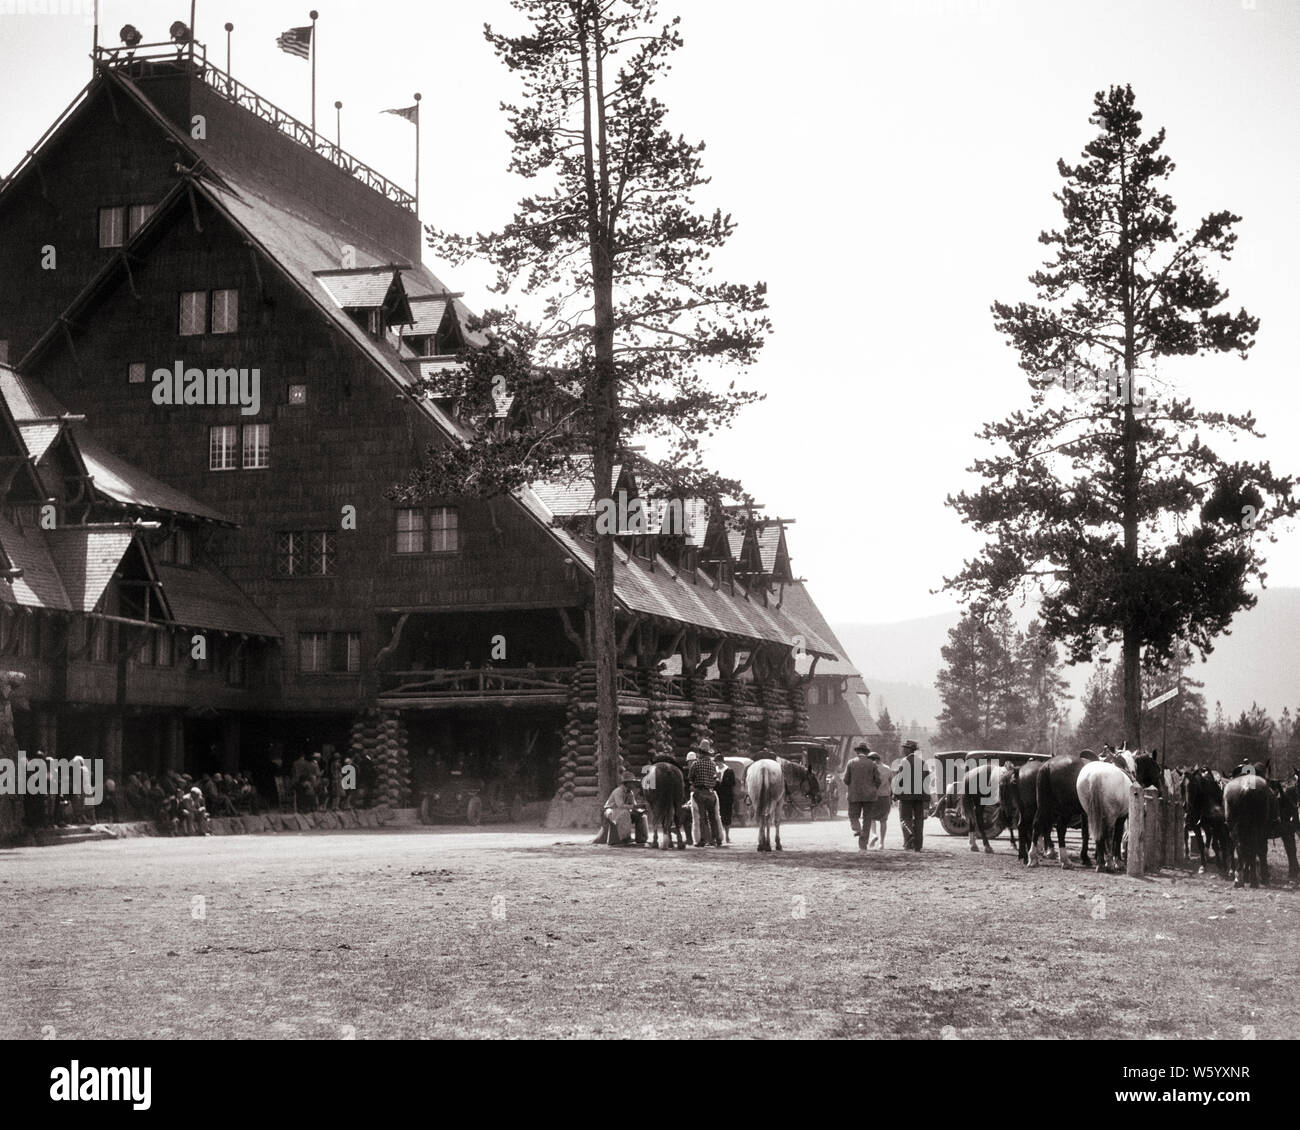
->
[945,84,1298,746]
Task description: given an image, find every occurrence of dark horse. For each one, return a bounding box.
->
[1224,772,1275,889]
[1269,771,1300,883]
[1001,760,1056,864]
[1028,752,1093,869]
[642,760,686,850]
[1182,766,1229,874]
[961,762,1004,854]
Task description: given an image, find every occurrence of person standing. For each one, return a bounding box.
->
[867,751,893,848]
[687,747,723,847]
[895,739,932,851]
[843,742,881,851]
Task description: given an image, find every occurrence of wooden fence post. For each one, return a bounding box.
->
[1127,782,1145,877]
[1168,796,1186,869]
[1143,787,1162,872]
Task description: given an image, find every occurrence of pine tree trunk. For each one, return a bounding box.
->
[1119,145,1143,749]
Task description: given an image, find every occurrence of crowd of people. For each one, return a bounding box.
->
[123,771,263,835]
[594,736,934,851]
[288,750,379,812]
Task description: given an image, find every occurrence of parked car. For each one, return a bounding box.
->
[928,750,1051,837]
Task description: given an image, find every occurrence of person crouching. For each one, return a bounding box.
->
[594,774,648,846]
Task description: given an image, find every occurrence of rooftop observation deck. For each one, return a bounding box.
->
[90,40,416,213]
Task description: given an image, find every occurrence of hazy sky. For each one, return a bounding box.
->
[2,0,1297,628]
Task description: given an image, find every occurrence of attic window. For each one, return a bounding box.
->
[128,361,147,384]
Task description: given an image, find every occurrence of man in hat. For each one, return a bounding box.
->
[594,773,647,846]
[686,743,723,847]
[843,742,882,851]
[695,739,726,847]
[867,750,894,848]
[895,739,932,851]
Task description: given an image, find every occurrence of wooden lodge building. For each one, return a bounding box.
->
[0,40,870,825]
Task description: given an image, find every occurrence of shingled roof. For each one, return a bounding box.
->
[0,514,71,610]
[155,562,281,637]
[45,526,136,612]
[779,581,875,738]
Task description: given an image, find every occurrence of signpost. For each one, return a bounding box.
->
[1144,685,1179,763]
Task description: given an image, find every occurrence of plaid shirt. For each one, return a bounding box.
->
[687,756,718,790]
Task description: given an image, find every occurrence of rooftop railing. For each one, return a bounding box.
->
[92,42,416,213]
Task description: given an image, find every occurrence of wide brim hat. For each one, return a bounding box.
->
[853,742,871,753]
[901,740,919,751]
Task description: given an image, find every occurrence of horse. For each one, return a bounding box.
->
[781,757,822,815]
[746,757,786,852]
[960,762,1003,854]
[1029,752,1093,869]
[1105,746,1163,793]
[1000,761,1057,864]
[1181,766,1228,875]
[1223,773,1276,889]
[1077,761,1131,873]
[640,760,686,850]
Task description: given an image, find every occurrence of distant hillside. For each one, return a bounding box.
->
[833,587,1300,728]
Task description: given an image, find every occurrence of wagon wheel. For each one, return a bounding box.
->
[466,796,483,826]
[507,794,524,823]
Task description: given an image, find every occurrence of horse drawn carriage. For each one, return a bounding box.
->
[929,750,1051,837]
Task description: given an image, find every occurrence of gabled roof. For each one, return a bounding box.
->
[0,514,71,610]
[315,266,414,325]
[155,562,281,637]
[519,484,837,657]
[17,423,60,462]
[45,526,137,612]
[778,582,864,681]
[402,295,451,337]
[0,367,233,525]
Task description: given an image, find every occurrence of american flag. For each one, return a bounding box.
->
[276,25,312,59]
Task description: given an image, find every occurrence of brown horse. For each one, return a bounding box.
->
[1028,752,1093,869]
[641,760,686,850]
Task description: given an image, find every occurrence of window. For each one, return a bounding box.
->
[136,634,154,666]
[98,206,125,248]
[90,622,113,663]
[211,289,238,333]
[395,508,424,554]
[128,361,147,384]
[429,507,459,553]
[277,531,335,577]
[209,425,238,470]
[288,384,307,405]
[300,631,360,673]
[242,423,270,469]
[180,290,207,335]
[127,202,156,235]
[156,631,174,667]
[172,529,192,566]
[300,632,330,673]
[396,506,459,554]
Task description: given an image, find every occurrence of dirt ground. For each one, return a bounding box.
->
[2,814,1297,1040]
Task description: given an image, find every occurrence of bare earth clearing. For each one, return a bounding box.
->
[2,817,1297,1040]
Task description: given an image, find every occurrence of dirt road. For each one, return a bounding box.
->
[2,816,1296,1039]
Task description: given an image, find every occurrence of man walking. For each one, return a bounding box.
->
[687,745,723,847]
[895,739,932,851]
[843,741,881,851]
[867,750,894,848]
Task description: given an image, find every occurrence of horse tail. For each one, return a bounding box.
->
[1081,772,1105,846]
[757,768,769,825]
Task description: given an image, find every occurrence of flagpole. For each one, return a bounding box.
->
[310,10,319,146]
[335,100,342,149]
[189,0,196,66]
[413,92,422,213]
[92,0,99,75]
[225,22,233,75]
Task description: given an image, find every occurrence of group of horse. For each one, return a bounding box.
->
[959,748,1300,889]
[639,754,822,852]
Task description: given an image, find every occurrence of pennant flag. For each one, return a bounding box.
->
[276,26,313,59]
[383,104,419,124]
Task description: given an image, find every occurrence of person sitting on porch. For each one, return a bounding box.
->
[593,774,648,846]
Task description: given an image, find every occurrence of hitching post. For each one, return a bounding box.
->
[1126,781,1144,877]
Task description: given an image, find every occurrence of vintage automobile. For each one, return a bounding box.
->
[928,750,1052,837]
[418,774,524,826]
[776,739,837,821]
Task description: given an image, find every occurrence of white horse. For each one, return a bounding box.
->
[746,757,786,852]
[1077,761,1131,873]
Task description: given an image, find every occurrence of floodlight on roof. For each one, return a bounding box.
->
[119,24,143,48]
